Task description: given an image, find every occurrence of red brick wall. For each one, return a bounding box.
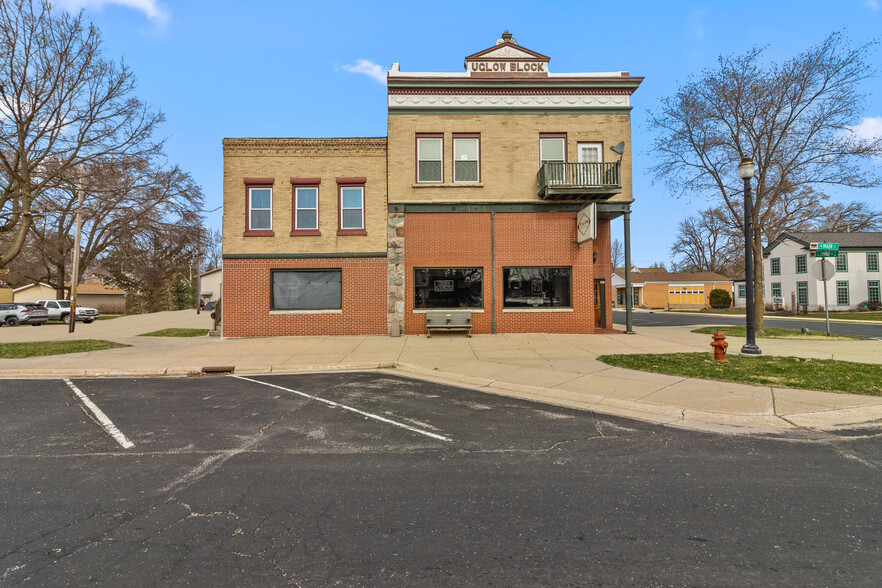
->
[404,211,610,335]
[222,258,387,337]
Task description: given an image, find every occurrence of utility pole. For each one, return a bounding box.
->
[196,227,202,315]
[69,169,85,334]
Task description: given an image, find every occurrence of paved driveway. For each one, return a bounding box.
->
[2,372,882,585]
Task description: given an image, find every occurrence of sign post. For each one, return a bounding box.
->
[811,251,837,337]
[821,261,830,336]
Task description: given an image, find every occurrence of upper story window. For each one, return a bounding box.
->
[795,254,807,274]
[868,252,879,272]
[294,186,319,232]
[835,252,848,272]
[539,135,566,165]
[577,142,602,163]
[244,178,274,236]
[417,136,443,183]
[770,258,781,275]
[337,178,367,235]
[453,135,480,183]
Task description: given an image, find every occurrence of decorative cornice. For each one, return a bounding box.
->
[224,137,387,149]
[388,87,632,96]
[388,94,630,109]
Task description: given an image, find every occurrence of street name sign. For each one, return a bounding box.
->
[810,242,839,257]
[810,242,839,250]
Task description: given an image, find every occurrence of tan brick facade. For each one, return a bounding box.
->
[222,138,387,257]
[387,114,633,205]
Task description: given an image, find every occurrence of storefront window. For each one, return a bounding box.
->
[503,267,572,308]
[271,270,341,310]
[414,268,483,309]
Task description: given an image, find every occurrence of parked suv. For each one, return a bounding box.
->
[0,302,49,326]
[35,300,99,324]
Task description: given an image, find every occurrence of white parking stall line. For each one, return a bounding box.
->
[233,375,451,442]
[63,379,134,449]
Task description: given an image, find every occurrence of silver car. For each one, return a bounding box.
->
[0,302,49,326]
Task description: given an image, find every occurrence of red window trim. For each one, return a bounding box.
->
[539,133,568,164]
[244,178,275,237]
[415,133,444,184]
[290,178,321,236]
[336,178,367,236]
[452,133,481,183]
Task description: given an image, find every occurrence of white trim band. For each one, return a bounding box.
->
[389,94,630,109]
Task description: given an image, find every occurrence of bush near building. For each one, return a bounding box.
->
[709,288,732,309]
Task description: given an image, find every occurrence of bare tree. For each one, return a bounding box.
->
[101,212,204,313]
[610,238,625,269]
[0,0,163,267]
[649,32,882,329]
[670,207,740,276]
[813,201,882,232]
[26,157,204,297]
[202,227,223,271]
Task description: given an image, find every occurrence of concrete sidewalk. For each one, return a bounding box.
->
[2,310,881,436]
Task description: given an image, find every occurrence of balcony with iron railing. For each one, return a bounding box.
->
[537,161,622,200]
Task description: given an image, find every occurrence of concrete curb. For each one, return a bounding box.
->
[3,361,879,437]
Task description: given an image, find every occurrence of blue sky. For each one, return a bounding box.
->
[55,0,882,267]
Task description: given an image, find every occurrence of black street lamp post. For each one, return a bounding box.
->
[739,156,761,355]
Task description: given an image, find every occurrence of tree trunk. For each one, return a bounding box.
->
[752,232,764,331]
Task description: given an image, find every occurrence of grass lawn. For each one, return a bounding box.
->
[599,353,882,395]
[0,340,129,359]
[96,315,122,320]
[800,311,882,322]
[138,328,209,337]
[691,326,865,340]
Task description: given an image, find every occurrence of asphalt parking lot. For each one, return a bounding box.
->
[2,372,882,586]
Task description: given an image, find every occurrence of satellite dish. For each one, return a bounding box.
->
[609,141,626,156]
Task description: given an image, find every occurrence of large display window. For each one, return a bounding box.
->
[414,268,483,309]
[503,267,572,308]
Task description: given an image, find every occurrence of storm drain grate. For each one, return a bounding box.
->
[201,365,236,375]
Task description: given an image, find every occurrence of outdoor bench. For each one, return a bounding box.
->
[425,310,472,337]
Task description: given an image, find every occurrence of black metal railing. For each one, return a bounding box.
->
[537,161,621,198]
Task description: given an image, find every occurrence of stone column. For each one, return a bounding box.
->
[387,212,405,336]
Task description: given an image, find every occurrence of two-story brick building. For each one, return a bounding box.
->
[222,33,642,338]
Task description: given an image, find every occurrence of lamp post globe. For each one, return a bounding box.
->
[740,156,761,355]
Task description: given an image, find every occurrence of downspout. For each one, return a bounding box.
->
[490,211,496,334]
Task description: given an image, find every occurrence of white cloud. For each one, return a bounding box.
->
[866,0,879,11]
[687,8,710,39]
[55,0,170,25]
[341,59,387,85]
[847,116,882,141]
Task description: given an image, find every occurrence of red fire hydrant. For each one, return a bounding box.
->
[710,330,728,361]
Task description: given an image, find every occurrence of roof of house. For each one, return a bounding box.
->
[12,281,53,293]
[200,267,222,277]
[12,282,125,295]
[765,231,882,254]
[72,284,125,295]
[613,268,732,284]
